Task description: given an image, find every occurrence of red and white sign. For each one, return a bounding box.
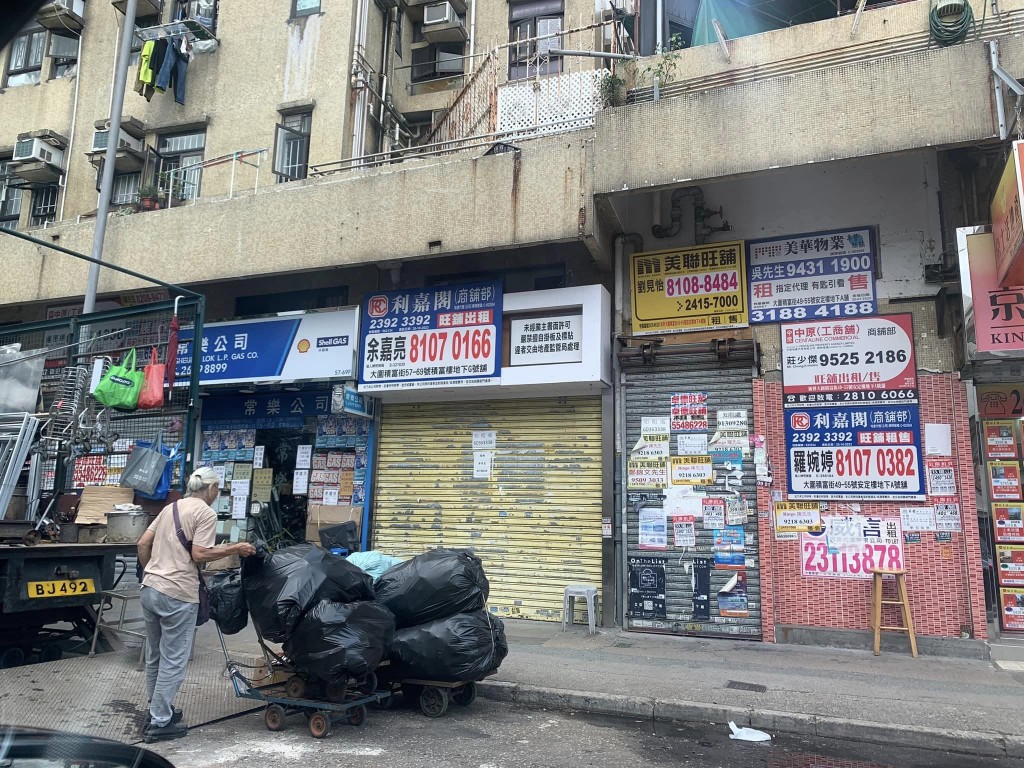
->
[984,420,1019,460]
[671,393,708,432]
[801,515,904,579]
[991,141,1024,287]
[990,461,1023,501]
[1000,587,1024,631]
[781,315,918,406]
[788,443,924,497]
[925,457,957,497]
[994,502,1024,542]
[997,544,1024,586]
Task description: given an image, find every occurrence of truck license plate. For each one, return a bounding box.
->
[27,579,96,598]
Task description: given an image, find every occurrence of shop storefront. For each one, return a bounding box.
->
[362,283,612,622]
[182,308,372,547]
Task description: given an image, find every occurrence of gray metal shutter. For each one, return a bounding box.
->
[622,352,761,639]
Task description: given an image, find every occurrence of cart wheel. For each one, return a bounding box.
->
[325,679,348,703]
[39,643,62,663]
[21,530,39,547]
[346,704,368,727]
[0,647,24,669]
[361,671,377,694]
[285,675,307,699]
[308,712,331,739]
[419,686,449,718]
[264,704,286,732]
[452,681,477,707]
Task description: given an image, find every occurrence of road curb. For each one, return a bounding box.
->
[477,681,1011,757]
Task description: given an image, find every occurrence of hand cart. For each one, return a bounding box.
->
[216,624,391,739]
[374,661,486,718]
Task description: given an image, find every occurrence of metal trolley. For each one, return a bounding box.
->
[374,661,484,718]
[216,625,391,739]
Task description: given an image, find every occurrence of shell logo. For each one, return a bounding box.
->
[297,339,311,353]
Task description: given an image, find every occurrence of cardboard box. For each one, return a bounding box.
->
[76,486,135,524]
[206,553,240,571]
[305,504,361,544]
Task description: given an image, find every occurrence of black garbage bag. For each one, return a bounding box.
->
[209,569,248,635]
[388,610,508,683]
[284,600,395,680]
[241,543,375,643]
[374,548,489,628]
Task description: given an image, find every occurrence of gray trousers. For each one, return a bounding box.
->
[141,586,198,727]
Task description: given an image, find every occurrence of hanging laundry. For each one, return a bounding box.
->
[155,36,189,106]
[150,38,169,93]
[133,40,156,102]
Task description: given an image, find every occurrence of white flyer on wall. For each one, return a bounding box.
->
[292,469,309,495]
[473,450,494,480]
[296,445,313,470]
[231,496,248,520]
[639,507,667,550]
[677,433,708,456]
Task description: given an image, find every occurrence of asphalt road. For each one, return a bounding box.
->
[149,697,1020,768]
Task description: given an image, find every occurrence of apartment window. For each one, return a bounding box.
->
[273,111,312,182]
[47,32,79,78]
[0,161,23,231]
[6,25,46,87]
[30,185,58,227]
[156,130,205,200]
[292,0,320,18]
[187,0,218,32]
[394,11,403,58]
[411,43,465,82]
[111,172,141,205]
[508,0,563,80]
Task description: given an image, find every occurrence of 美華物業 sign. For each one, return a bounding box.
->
[747,227,877,324]
[630,242,748,334]
[359,282,502,391]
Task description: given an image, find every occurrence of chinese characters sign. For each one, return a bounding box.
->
[991,141,1024,287]
[783,314,925,501]
[203,391,333,430]
[960,231,1024,357]
[510,315,582,366]
[630,242,748,335]
[747,227,877,324]
[176,309,358,386]
[359,282,502,391]
[801,515,904,579]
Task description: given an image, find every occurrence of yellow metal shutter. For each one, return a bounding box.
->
[372,396,603,622]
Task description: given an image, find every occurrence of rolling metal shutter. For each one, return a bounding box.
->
[372,396,603,622]
[623,352,762,639]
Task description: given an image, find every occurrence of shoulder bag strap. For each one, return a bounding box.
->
[171,500,192,551]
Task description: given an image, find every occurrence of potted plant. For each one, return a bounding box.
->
[138,185,161,211]
[599,71,627,108]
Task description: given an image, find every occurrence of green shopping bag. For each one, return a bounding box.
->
[93,348,144,410]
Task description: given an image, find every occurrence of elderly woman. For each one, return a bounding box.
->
[136,466,256,743]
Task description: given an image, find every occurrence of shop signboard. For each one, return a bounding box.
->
[958,229,1024,359]
[630,242,748,335]
[359,281,502,391]
[202,390,333,429]
[747,226,877,324]
[176,309,359,386]
[509,315,582,365]
[977,384,1024,418]
[991,141,1024,286]
[781,315,918,406]
[801,515,904,579]
[331,385,376,418]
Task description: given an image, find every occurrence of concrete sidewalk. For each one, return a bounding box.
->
[476,620,1024,757]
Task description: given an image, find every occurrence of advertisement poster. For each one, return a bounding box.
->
[673,515,696,548]
[801,515,904,579]
[785,404,925,500]
[713,526,745,569]
[635,417,671,458]
[989,461,1024,500]
[774,501,822,533]
[670,455,713,485]
[717,571,749,618]
[627,459,667,489]
[702,498,726,529]
[628,556,667,619]
[359,281,502,391]
[781,314,918,406]
[900,506,937,532]
[639,508,668,550]
[509,315,582,366]
[934,502,962,533]
[991,142,1024,285]
[664,488,704,518]
[716,410,748,430]
[747,227,877,324]
[925,458,957,497]
[630,242,748,335]
[677,433,708,455]
[1000,587,1024,631]
[985,421,1020,460]
[726,494,748,525]
[671,393,708,432]
[998,544,1024,585]
[994,502,1024,542]
[176,308,359,386]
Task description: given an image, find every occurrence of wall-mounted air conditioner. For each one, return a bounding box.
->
[13,138,64,167]
[92,128,144,154]
[423,1,457,25]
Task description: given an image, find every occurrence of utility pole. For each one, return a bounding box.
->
[83,0,139,313]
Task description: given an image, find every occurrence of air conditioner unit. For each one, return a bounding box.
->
[91,128,144,154]
[423,1,457,25]
[13,138,64,167]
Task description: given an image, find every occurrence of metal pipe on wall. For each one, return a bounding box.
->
[83,0,139,314]
[58,31,85,222]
